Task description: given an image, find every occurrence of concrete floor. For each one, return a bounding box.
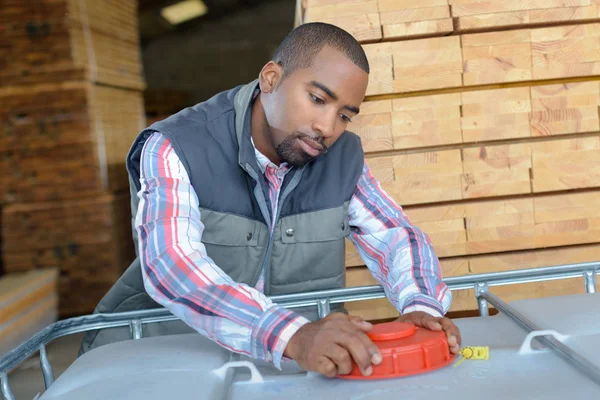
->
[3,333,83,400]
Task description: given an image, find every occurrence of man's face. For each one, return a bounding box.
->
[261,46,369,167]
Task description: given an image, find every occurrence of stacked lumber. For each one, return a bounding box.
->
[1,195,134,316]
[0,269,59,355]
[0,0,143,89]
[299,0,600,320]
[0,82,145,202]
[0,1,144,316]
[296,0,600,43]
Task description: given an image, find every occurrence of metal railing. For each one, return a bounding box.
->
[1,261,599,400]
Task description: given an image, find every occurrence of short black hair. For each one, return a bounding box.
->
[272,22,370,77]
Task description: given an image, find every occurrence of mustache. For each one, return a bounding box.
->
[294,132,327,151]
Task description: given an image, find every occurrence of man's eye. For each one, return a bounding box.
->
[340,114,352,123]
[310,94,325,104]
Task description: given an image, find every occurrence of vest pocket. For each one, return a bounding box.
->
[199,208,267,285]
[270,204,350,286]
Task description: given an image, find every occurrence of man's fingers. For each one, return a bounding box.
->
[325,343,354,376]
[440,318,461,345]
[349,316,373,332]
[423,317,442,331]
[316,355,337,378]
[352,329,382,365]
[335,331,374,375]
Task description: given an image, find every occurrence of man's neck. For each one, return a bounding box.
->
[251,94,282,166]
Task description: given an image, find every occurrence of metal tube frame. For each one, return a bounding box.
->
[1,260,599,399]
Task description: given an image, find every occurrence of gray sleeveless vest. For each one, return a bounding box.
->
[80,80,364,354]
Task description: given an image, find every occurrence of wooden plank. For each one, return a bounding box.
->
[0,268,58,325]
[347,100,393,152]
[532,23,600,80]
[532,136,600,191]
[392,36,463,93]
[363,36,462,94]
[391,93,462,149]
[305,0,379,18]
[382,18,454,40]
[465,198,537,254]
[530,81,600,136]
[307,13,382,42]
[380,6,450,23]
[455,5,600,32]
[378,0,449,11]
[461,87,532,142]
[375,150,464,205]
[461,144,532,199]
[469,243,600,273]
[0,292,58,354]
[450,0,591,18]
[462,30,532,85]
[533,191,600,246]
[535,191,600,222]
[363,43,393,96]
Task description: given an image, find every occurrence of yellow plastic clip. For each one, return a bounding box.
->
[453,346,489,368]
[460,346,489,360]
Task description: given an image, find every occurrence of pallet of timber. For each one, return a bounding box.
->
[344,244,599,320]
[2,194,135,316]
[0,268,58,355]
[0,82,145,203]
[452,0,600,32]
[379,0,453,40]
[303,0,382,43]
[0,0,144,89]
[363,36,462,95]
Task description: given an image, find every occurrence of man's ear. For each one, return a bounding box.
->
[258,61,283,94]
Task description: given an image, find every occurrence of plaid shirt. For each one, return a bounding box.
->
[136,132,452,369]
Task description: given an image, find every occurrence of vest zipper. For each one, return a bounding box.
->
[260,168,305,296]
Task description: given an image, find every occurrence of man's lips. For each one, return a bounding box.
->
[298,137,324,157]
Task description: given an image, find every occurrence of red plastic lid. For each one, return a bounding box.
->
[338,321,455,380]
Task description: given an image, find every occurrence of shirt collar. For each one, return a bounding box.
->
[250,136,290,175]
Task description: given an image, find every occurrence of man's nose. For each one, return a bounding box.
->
[312,111,337,139]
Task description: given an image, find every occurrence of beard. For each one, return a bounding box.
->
[275,132,327,168]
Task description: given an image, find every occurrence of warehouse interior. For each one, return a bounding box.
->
[2,0,600,398]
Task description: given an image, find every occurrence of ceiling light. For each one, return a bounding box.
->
[161,0,208,25]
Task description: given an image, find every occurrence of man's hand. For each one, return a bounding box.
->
[395,311,461,354]
[284,313,382,378]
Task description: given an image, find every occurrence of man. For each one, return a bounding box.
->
[81,22,460,378]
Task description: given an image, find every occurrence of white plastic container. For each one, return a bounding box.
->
[38,293,600,400]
